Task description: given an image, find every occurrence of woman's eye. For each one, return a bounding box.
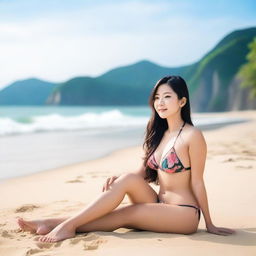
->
[154,96,170,100]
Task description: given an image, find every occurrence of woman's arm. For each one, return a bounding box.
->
[189,129,212,226]
[189,129,235,235]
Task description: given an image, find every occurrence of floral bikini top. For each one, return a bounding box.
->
[147,122,191,174]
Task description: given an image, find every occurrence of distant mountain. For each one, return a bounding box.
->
[0,78,56,105]
[46,61,193,106]
[1,27,256,111]
[97,60,191,89]
[188,27,256,111]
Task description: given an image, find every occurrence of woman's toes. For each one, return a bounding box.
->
[39,236,45,242]
[17,218,24,226]
[17,218,24,228]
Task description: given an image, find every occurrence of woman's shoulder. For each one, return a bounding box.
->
[184,124,205,143]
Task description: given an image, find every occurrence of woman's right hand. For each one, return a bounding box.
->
[102,176,119,192]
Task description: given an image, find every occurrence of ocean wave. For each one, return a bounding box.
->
[0,108,246,137]
[0,110,149,136]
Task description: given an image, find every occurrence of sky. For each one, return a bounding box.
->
[0,0,256,89]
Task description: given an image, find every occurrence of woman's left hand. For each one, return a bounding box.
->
[206,223,236,236]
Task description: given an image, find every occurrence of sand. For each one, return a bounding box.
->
[0,111,255,256]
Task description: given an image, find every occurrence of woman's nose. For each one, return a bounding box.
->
[158,97,165,105]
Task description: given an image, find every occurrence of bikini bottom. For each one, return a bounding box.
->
[157,197,201,221]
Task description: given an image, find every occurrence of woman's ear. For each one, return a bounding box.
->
[180,97,187,107]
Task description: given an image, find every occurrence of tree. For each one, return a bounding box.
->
[238,37,256,97]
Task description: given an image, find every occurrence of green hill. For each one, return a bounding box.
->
[47,61,193,106]
[0,78,56,105]
[97,60,191,89]
[188,27,256,111]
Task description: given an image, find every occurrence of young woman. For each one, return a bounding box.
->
[17,76,235,242]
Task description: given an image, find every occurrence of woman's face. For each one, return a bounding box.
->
[153,83,182,119]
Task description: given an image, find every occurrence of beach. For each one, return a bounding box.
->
[0,111,255,256]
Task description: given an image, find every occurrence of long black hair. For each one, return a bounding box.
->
[142,76,193,184]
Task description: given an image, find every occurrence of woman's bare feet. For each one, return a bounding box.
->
[38,222,76,243]
[17,218,58,235]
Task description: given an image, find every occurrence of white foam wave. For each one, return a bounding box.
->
[0,110,148,136]
[0,109,246,137]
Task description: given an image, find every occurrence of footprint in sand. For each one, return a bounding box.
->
[25,248,45,256]
[33,234,106,252]
[84,239,104,250]
[35,240,58,249]
[66,179,83,183]
[69,233,106,250]
[66,176,85,183]
[2,228,32,239]
[0,230,14,239]
[15,204,39,213]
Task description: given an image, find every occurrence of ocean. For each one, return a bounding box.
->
[0,106,245,137]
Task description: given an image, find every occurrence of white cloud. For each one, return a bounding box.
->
[0,1,255,89]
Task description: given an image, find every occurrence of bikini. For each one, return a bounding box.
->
[147,122,201,221]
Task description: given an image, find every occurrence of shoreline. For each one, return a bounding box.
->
[0,118,250,184]
[0,110,253,182]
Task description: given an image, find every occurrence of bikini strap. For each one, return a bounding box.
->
[173,122,186,146]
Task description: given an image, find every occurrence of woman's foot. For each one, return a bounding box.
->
[38,222,76,243]
[17,218,57,235]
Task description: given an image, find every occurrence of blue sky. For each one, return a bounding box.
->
[0,0,255,89]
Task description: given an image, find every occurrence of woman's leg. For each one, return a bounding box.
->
[17,205,135,236]
[30,203,199,235]
[18,177,199,238]
[76,203,199,234]
[19,173,158,241]
[19,203,199,239]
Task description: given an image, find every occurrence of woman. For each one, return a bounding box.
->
[17,76,235,243]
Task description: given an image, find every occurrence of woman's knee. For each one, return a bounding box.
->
[116,173,143,189]
[116,173,157,204]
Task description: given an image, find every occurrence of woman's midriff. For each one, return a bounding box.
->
[156,169,198,206]
[158,189,199,207]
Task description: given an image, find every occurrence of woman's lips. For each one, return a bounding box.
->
[158,109,167,112]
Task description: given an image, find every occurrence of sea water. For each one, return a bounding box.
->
[0,106,245,137]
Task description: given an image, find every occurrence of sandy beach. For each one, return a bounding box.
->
[0,111,255,256]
